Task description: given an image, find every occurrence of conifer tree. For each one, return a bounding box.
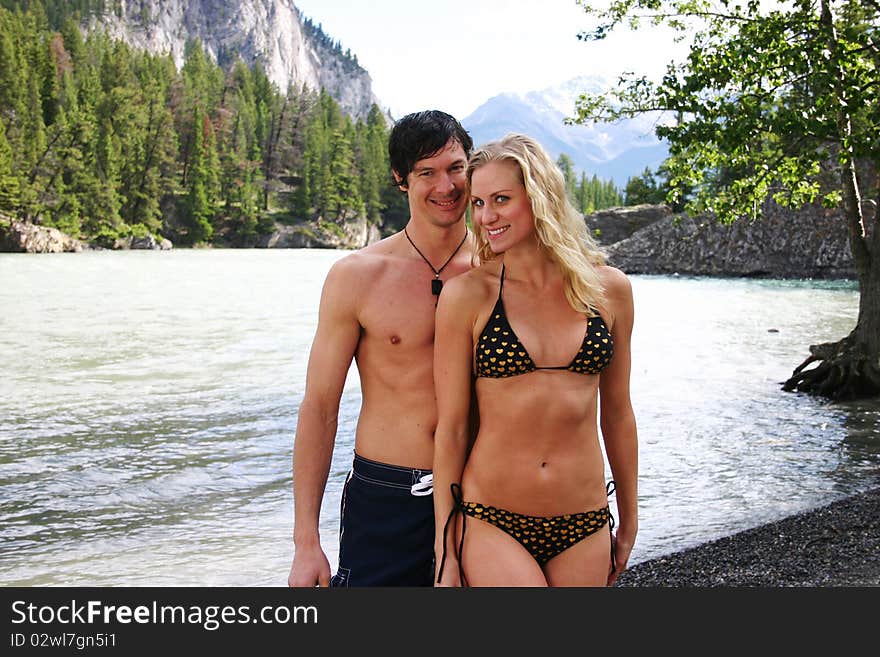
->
[624,167,665,206]
[185,107,217,243]
[0,8,24,124]
[0,116,20,212]
[556,153,577,202]
[219,64,261,237]
[178,39,223,186]
[292,99,318,218]
[39,31,60,127]
[325,119,363,222]
[121,64,177,233]
[575,172,589,213]
[305,97,331,218]
[360,104,387,223]
[20,60,47,221]
[82,96,123,241]
[59,16,82,64]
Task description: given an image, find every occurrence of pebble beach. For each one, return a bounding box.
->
[615,486,880,587]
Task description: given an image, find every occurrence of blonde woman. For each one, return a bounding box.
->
[433,134,638,586]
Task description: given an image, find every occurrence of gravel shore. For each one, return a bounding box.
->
[615,486,880,587]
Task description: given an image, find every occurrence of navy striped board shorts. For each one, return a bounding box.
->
[330,453,435,587]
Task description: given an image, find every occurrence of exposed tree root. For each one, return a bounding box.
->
[783,337,880,400]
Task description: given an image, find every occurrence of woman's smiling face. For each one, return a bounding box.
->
[470,159,537,253]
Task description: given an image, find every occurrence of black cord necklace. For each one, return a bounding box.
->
[404,226,469,295]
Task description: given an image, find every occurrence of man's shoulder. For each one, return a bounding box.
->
[329,237,397,278]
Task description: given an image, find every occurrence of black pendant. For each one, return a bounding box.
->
[432,278,443,295]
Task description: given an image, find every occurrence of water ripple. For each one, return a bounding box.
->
[1,252,877,585]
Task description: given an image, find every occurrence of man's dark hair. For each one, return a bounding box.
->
[388,110,473,188]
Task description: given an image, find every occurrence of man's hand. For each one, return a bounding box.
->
[288,545,332,587]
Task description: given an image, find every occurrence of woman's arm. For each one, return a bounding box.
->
[598,266,639,586]
[432,275,479,586]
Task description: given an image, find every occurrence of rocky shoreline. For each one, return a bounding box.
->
[588,201,855,280]
[2,202,857,280]
[615,486,880,587]
[0,214,380,253]
[0,217,172,253]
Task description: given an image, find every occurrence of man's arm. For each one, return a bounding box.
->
[288,258,363,587]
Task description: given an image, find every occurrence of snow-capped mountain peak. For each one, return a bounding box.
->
[462,76,668,185]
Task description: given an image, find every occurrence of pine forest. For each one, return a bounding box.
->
[0,1,623,247]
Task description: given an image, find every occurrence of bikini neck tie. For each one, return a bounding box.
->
[404,226,468,295]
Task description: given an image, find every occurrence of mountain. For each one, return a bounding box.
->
[85,0,381,118]
[462,75,669,186]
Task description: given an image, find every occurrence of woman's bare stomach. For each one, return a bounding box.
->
[461,426,608,516]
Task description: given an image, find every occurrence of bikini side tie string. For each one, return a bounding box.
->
[436,482,468,586]
[606,480,617,573]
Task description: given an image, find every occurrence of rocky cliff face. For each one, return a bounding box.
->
[596,202,854,279]
[88,0,381,118]
[586,204,673,245]
[258,216,382,250]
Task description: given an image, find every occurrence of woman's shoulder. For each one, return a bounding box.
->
[595,265,634,328]
[446,260,501,293]
[439,260,501,312]
[597,264,633,297]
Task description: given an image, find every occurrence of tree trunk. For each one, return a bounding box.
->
[783,171,879,400]
[782,2,880,401]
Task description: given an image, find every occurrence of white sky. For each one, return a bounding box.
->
[292,0,688,120]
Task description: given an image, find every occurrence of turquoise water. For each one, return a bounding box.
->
[0,250,877,585]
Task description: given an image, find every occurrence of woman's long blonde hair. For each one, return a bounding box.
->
[468,133,607,314]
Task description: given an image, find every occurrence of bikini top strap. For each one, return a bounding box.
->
[498,264,506,298]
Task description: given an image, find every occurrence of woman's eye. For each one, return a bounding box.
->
[471,199,484,208]
[495,195,509,203]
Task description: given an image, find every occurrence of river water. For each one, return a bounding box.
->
[1,249,877,585]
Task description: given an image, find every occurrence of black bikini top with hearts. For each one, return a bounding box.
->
[474,265,613,379]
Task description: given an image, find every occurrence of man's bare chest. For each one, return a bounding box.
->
[357,271,440,352]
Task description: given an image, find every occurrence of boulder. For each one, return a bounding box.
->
[113,234,173,250]
[0,218,86,253]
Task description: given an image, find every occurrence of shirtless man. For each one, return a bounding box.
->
[287,110,474,587]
